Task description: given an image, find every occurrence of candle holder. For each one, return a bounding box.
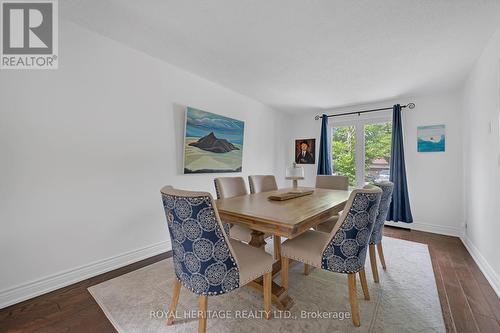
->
[285,162,305,188]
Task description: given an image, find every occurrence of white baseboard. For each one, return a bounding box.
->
[0,240,171,309]
[461,235,500,298]
[384,221,464,237]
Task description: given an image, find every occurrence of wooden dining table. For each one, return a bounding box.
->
[215,187,351,310]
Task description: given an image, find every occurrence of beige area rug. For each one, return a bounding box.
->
[89,237,445,333]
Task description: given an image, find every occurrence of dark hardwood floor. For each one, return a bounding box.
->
[1,227,499,332]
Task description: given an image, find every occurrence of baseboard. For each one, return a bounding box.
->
[0,240,171,309]
[461,235,500,298]
[385,221,464,237]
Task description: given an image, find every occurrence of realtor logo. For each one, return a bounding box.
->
[1,0,58,69]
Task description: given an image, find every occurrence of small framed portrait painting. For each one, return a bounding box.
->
[295,139,316,164]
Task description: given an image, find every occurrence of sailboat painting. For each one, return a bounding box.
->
[183,107,244,174]
[417,125,445,152]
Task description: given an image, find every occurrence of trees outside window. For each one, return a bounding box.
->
[331,117,392,186]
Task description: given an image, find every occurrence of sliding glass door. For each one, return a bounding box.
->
[331,114,392,186]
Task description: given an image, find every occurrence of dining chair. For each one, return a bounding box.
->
[315,175,349,232]
[280,185,382,327]
[248,175,278,194]
[161,186,274,333]
[306,175,350,275]
[315,175,349,191]
[248,175,280,258]
[368,181,394,283]
[214,177,253,243]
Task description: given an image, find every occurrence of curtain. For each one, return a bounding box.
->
[388,104,413,223]
[317,114,332,175]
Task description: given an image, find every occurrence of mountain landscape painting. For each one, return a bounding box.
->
[417,125,445,152]
[184,107,244,173]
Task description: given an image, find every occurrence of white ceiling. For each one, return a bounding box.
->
[62,0,500,113]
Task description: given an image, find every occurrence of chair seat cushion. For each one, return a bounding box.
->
[316,215,339,233]
[229,239,274,286]
[281,230,330,268]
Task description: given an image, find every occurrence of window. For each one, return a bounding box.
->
[332,125,357,186]
[331,114,392,186]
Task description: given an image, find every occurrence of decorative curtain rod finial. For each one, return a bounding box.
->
[407,103,416,109]
[314,115,321,120]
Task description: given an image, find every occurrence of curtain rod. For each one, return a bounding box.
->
[314,103,415,120]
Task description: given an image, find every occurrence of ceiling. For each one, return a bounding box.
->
[61,0,500,113]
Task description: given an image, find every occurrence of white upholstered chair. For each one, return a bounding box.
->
[161,186,274,333]
[248,175,278,194]
[315,175,349,233]
[248,175,280,257]
[213,177,254,243]
[280,185,382,327]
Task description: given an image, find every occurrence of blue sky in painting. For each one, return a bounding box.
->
[185,107,245,144]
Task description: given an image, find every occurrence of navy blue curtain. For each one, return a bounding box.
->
[317,114,332,175]
[388,104,413,223]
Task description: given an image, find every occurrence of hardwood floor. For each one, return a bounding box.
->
[1,227,499,332]
[383,227,500,333]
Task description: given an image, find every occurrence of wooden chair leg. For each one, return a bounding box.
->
[303,263,310,275]
[198,295,208,333]
[358,268,370,300]
[348,273,360,327]
[273,235,281,261]
[167,280,181,325]
[369,244,379,283]
[281,256,289,291]
[263,271,272,319]
[377,242,387,270]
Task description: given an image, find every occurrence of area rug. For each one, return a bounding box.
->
[88,237,445,333]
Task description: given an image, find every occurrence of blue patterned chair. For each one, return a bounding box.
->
[280,185,382,327]
[161,186,274,333]
[368,181,394,283]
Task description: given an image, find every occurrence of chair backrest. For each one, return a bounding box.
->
[161,185,240,296]
[369,181,394,245]
[214,177,248,199]
[321,185,382,274]
[316,175,349,190]
[248,175,278,194]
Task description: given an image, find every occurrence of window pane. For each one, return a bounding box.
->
[332,125,356,186]
[364,122,392,183]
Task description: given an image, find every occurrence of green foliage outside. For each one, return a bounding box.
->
[332,123,392,185]
[332,126,357,185]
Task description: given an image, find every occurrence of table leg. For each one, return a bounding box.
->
[248,230,266,249]
[246,232,295,311]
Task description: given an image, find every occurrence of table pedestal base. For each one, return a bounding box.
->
[245,231,295,311]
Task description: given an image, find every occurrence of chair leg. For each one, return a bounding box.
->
[369,244,380,283]
[167,279,181,325]
[198,295,208,333]
[303,263,310,275]
[358,268,370,300]
[273,235,281,260]
[263,271,272,320]
[348,273,360,327]
[377,242,387,270]
[281,256,289,291]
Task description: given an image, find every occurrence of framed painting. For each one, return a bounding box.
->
[184,107,244,173]
[417,125,445,152]
[295,138,316,164]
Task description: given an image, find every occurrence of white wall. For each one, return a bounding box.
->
[283,91,464,237]
[0,21,286,307]
[461,26,500,296]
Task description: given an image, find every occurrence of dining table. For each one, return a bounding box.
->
[215,186,351,310]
